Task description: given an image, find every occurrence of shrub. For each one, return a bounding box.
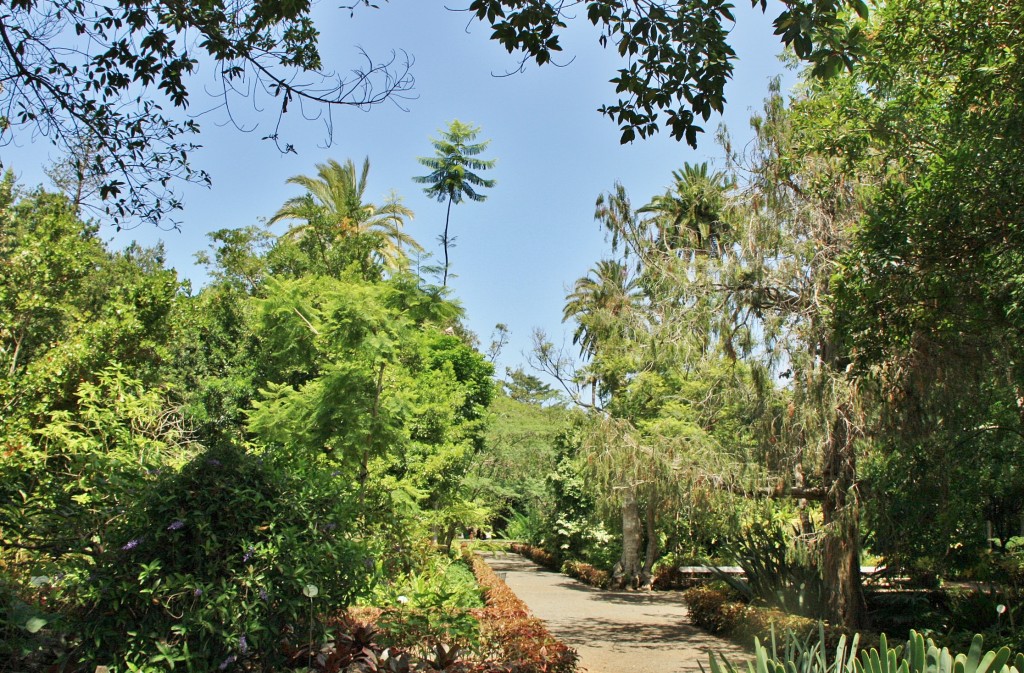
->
[467,550,578,673]
[561,560,610,589]
[510,543,558,570]
[681,586,848,650]
[371,556,484,653]
[69,443,372,671]
[716,522,829,619]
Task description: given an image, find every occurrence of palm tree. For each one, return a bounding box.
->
[563,259,643,363]
[414,120,496,287]
[639,162,735,258]
[270,157,422,272]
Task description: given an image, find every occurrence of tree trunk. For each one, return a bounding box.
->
[442,196,453,287]
[614,485,642,589]
[794,441,815,536]
[821,402,866,629]
[641,497,658,589]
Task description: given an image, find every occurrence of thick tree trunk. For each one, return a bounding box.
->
[821,402,866,629]
[614,486,643,589]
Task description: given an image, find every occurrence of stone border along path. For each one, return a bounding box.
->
[481,551,751,673]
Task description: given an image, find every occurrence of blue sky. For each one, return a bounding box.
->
[4,2,793,377]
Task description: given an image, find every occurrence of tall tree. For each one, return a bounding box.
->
[414,120,496,287]
[270,157,422,276]
[831,0,1024,580]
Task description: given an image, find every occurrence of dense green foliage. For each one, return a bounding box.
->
[0,161,501,669]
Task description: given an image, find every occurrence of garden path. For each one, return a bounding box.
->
[481,552,750,673]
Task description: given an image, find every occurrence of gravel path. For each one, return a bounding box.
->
[481,552,750,673]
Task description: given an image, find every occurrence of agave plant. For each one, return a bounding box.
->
[709,628,1024,673]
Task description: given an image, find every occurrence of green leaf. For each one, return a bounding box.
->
[25,616,47,633]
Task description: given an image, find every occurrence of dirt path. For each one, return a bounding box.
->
[482,552,750,673]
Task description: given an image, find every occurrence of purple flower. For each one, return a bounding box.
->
[242,547,254,563]
[167,519,185,531]
[121,537,143,551]
[239,635,248,655]
[259,589,268,602]
[219,654,237,670]
[194,588,203,597]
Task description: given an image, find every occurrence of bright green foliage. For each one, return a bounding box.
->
[474,391,566,529]
[563,258,642,367]
[0,172,501,668]
[1,367,195,573]
[637,162,735,258]
[0,185,191,573]
[0,181,182,421]
[414,120,496,286]
[503,366,561,406]
[544,438,617,568]
[244,269,496,550]
[370,555,484,653]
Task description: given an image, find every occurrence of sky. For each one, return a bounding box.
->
[3,1,794,379]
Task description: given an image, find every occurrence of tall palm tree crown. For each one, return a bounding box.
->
[563,259,644,360]
[270,157,421,273]
[414,120,496,286]
[640,162,735,258]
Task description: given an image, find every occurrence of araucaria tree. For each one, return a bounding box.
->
[414,120,496,287]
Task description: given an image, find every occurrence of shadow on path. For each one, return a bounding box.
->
[481,552,750,673]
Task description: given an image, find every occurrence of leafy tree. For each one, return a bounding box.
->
[468,0,870,145]
[270,157,422,274]
[503,366,560,406]
[0,181,184,425]
[414,120,496,287]
[475,392,567,527]
[828,0,1024,581]
[0,0,413,226]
